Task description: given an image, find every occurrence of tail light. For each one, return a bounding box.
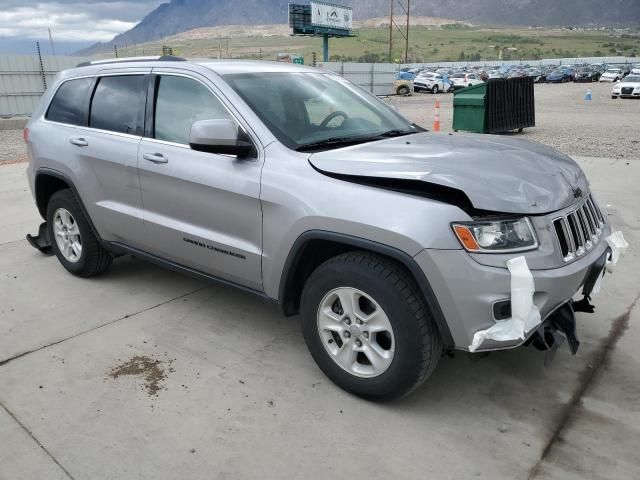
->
[23,127,29,143]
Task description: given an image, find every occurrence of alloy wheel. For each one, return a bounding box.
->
[316,287,395,378]
[53,208,82,263]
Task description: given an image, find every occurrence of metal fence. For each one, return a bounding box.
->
[319,56,640,96]
[0,55,88,117]
[1,54,639,117]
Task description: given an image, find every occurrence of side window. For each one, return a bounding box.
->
[46,78,93,125]
[154,76,232,145]
[89,75,146,135]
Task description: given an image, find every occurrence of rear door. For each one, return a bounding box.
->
[41,72,148,247]
[137,71,263,290]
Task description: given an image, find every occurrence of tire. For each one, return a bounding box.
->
[46,189,112,277]
[612,96,618,99]
[396,85,410,96]
[431,85,439,94]
[300,251,442,401]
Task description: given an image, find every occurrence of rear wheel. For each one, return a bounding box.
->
[300,251,442,401]
[47,189,112,277]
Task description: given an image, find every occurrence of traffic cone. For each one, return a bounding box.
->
[584,89,592,101]
[433,100,441,132]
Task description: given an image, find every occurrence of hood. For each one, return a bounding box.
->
[309,132,589,215]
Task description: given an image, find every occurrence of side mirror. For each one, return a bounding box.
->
[189,119,254,158]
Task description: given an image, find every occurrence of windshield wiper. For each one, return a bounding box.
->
[376,129,416,138]
[296,129,417,152]
[295,136,377,152]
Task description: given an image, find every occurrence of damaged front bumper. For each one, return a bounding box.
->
[414,231,628,355]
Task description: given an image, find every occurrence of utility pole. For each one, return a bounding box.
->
[48,28,56,56]
[405,0,410,63]
[218,37,222,59]
[388,0,411,63]
[388,0,393,61]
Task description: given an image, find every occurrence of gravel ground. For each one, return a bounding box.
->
[0,129,26,164]
[0,82,637,164]
[388,81,640,159]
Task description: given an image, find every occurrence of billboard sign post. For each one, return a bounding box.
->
[289,2,356,62]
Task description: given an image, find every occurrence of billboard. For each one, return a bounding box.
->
[311,2,353,31]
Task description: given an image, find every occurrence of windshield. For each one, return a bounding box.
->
[606,69,621,74]
[223,72,417,151]
[622,76,640,82]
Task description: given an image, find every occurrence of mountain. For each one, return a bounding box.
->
[78,0,640,55]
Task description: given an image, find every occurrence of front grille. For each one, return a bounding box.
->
[622,87,634,95]
[552,195,605,262]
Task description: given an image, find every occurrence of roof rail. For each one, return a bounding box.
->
[75,56,187,68]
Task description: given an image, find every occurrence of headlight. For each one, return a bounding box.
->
[452,217,538,253]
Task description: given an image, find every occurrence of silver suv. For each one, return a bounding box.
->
[25,57,625,400]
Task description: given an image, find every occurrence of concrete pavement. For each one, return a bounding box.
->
[0,157,638,480]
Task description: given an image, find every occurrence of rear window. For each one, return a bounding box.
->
[89,75,146,135]
[46,77,93,125]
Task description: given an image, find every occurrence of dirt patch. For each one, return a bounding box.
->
[0,156,27,166]
[107,355,174,397]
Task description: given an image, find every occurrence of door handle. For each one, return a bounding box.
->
[143,153,168,164]
[69,137,88,147]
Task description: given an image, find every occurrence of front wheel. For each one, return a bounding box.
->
[431,85,439,94]
[300,252,442,401]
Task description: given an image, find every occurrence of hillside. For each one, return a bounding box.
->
[92,21,640,64]
[78,0,640,55]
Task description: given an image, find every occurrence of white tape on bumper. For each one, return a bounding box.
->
[469,256,541,353]
[592,230,629,295]
[605,231,629,273]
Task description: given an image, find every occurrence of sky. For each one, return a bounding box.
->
[0,1,165,54]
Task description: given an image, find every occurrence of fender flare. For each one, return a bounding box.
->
[278,230,455,348]
[35,167,107,248]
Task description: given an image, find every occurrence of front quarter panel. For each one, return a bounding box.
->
[260,143,465,300]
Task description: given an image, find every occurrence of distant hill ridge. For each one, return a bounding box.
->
[78,0,640,55]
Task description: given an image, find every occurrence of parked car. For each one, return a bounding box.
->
[546,69,572,83]
[575,67,601,83]
[611,75,640,98]
[450,73,484,90]
[24,57,625,400]
[600,68,624,82]
[414,72,451,94]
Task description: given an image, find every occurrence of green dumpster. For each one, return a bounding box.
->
[452,83,487,133]
[453,77,536,133]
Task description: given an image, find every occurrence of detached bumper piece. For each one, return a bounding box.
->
[469,231,629,364]
[26,222,54,255]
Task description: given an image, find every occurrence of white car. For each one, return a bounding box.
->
[600,68,624,82]
[413,72,450,94]
[631,66,640,75]
[612,75,640,99]
[450,73,484,90]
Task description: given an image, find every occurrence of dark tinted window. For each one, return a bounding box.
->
[154,75,231,145]
[90,75,146,134]
[46,78,93,125]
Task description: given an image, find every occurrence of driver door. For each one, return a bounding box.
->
[138,72,263,290]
